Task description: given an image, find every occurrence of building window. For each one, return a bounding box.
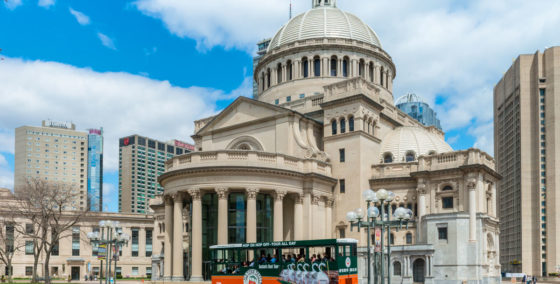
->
[339,149,345,162]
[442,197,453,209]
[25,241,34,255]
[228,193,247,244]
[442,185,453,191]
[406,232,412,244]
[256,193,274,242]
[314,57,321,77]
[116,267,122,278]
[287,60,293,80]
[52,231,59,256]
[299,93,305,99]
[390,233,394,245]
[286,96,291,102]
[340,118,346,133]
[393,261,401,276]
[339,228,345,238]
[438,227,448,240]
[132,267,139,276]
[25,267,33,276]
[405,151,415,162]
[331,57,337,76]
[146,267,152,278]
[26,224,34,234]
[146,229,153,257]
[132,228,139,257]
[349,116,354,131]
[339,179,345,193]
[383,153,393,163]
[303,58,309,78]
[72,227,80,256]
[342,58,349,77]
[331,120,337,135]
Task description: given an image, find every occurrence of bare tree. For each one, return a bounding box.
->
[0,217,25,283]
[11,178,87,284]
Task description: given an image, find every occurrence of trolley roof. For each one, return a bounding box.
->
[209,238,358,250]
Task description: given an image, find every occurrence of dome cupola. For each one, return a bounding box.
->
[312,0,336,8]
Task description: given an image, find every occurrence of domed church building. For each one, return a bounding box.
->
[150,1,501,283]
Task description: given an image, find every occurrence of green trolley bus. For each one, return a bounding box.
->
[209,239,358,284]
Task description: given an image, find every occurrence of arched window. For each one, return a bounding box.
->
[287,60,293,81]
[442,185,453,191]
[359,59,365,77]
[405,151,415,162]
[406,232,413,244]
[384,153,393,163]
[390,233,395,245]
[380,66,384,86]
[331,120,337,135]
[313,56,321,77]
[342,57,349,77]
[260,74,265,91]
[303,57,309,78]
[348,116,354,131]
[330,56,337,76]
[393,262,402,276]
[340,118,346,133]
[369,63,374,82]
[266,69,271,89]
[277,63,282,84]
[428,150,436,155]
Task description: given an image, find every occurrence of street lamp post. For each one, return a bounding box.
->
[87,221,130,284]
[347,189,414,284]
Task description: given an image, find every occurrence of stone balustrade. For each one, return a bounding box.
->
[372,148,495,178]
[165,150,332,176]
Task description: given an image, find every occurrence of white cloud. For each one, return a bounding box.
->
[97,32,116,50]
[470,122,494,156]
[4,0,22,10]
[38,0,55,8]
[0,153,7,167]
[69,7,90,25]
[133,0,560,154]
[0,153,13,189]
[0,57,250,180]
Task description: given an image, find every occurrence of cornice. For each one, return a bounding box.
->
[320,93,384,111]
[323,130,381,143]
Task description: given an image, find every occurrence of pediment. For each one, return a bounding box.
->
[196,97,291,135]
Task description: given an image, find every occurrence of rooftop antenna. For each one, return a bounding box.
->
[289,0,292,19]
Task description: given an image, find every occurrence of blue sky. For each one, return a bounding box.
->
[1,0,559,212]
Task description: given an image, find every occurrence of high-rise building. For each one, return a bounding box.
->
[118,135,193,213]
[494,46,560,276]
[14,120,89,210]
[87,128,103,212]
[252,38,271,98]
[395,93,442,130]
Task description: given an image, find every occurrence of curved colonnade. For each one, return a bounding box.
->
[158,150,336,281]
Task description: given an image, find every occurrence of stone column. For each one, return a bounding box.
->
[325,198,333,238]
[338,59,342,77]
[417,185,426,241]
[172,193,184,280]
[188,188,203,281]
[246,188,259,243]
[274,190,286,241]
[491,182,497,217]
[163,196,173,280]
[294,194,303,240]
[216,187,229,245]
[311,195,320,239]
[468,180,477,241]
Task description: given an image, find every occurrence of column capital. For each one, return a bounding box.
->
[312,195,321,205]
[417,183,427,195]
[246,187,259,200]
[274,190,287,201]
[325,197,335,208]
[294,193,304,204]
[172,192,185,202]
[466,178,477,190]
[164,194,174,205]
[188,188,201,201]
[215,187,228,200]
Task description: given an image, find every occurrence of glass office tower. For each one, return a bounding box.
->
[87,128,103,211]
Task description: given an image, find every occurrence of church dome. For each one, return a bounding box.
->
[379,126,453,163]
[267,6,382,52]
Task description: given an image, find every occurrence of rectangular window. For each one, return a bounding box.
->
[299,93,305,99]
[51,231,59,256]
[25,267,33,276]
[132,267,139,276]
[275,99,279,105]
[26,224,34,234]
[148,140,156,149]
[339,148,345,162]
[72,227,80,256]
[442,197,453,209]
[339,179,345,193]
[116,267,122,278]
[92,228,100,256]
[132,228,139,257]
[145,229,153,257]
[5,225,14,253]
[286,96,291,102]
[438,227,448,240]
[25,241,34,255]
[146,267,152,277]
[339,228,345,238]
